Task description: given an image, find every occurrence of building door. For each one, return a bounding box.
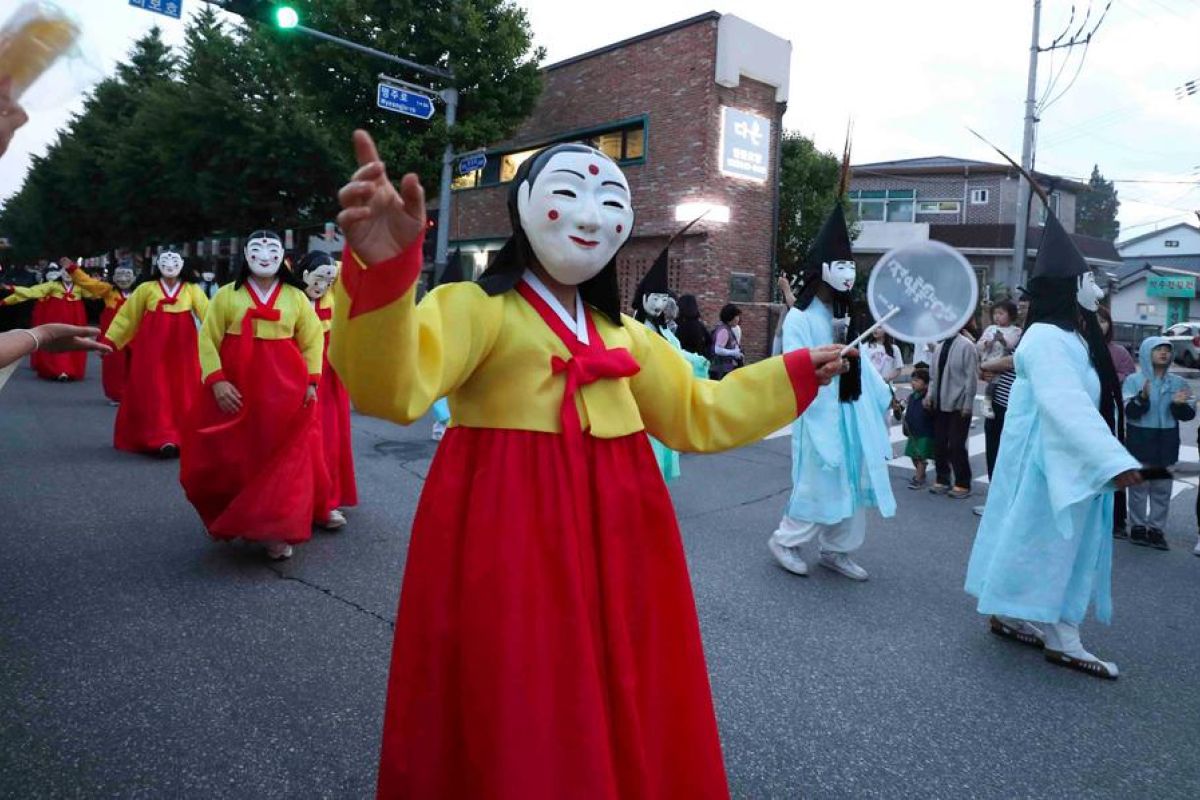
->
[1167,297,1190,327]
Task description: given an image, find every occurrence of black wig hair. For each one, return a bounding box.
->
[234,230,306,291]
[295,250,336,274]
[476,143,630,325]
[719,303,741,324]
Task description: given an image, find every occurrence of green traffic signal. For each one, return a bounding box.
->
[273,5,299,29]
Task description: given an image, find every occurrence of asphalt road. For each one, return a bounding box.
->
[2,362,1199,799]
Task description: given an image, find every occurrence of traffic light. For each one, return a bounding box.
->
[207,1,300,29]
[273,5,299,29]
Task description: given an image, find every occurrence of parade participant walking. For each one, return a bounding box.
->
[927,324,979,499]
[100,251,208,457]
[675,293,711,359]
[632,226,710,482]
[770,202,895,582]
[965,205,1142,680]
[66,256,138,404]
[181,231,330,561]
[1,260,99,381]
[1123,337,1194,550]
[298,250,354,530]
[330,131,847,799]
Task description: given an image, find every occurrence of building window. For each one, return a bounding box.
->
[1165,240,1180,248]
[917,200,961,214]
[1138,303,1157,318]
[451,120,646,191]
[970,189,989,205]
[1037,192,1061,224]
[849,189,915,223]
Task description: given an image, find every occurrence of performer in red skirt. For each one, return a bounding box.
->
[181,231,331,561]
[330,132,850,799]
[101,251,209,457]
[2,262,98,381]
[298,250,356,530]
[66,256,139,404]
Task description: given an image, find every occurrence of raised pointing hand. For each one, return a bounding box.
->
[337,130,427,266]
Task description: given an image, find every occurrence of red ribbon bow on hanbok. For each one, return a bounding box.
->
[199,286,282,435]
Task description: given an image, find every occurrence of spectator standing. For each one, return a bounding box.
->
[1123,337,1195,550]
[927,325,980,499]
[903,367,935,489]
[710,303,743,380]
[1098,306,1137,537]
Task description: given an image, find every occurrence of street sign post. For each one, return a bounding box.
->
[128,0,183,20]
[458,152,487,174]
[376,84,436,120]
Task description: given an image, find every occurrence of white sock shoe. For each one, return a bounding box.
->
[818,551,869,581]
[320,509,347,531]
[767,537,808,576]
[265,542,294,561]
[1042,622,1118,679]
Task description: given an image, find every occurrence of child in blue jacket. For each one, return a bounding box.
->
[1123,336,1195,550]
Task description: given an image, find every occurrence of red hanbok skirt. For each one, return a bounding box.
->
[29,297,87,381]
[376,427,730,800]
[180,334,329,543]
[318,335,357,511]
[99,305,131,403]
[113,310,200,453]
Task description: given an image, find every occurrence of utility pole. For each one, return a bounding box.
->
[1012,0,1041,287]
[435,89,459,283]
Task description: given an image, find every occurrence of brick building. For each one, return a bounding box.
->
[436,12,792,357]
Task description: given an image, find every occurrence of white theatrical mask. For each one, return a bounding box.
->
[1076,271,1104,312]
[157,252,183,279]
[113,267,136,291]
[245,236,284,278]
[823,259,856,293]
[45,268,63,283]
[516,149,634,286]
[303,263,338,300]
[642,291,672,320]
[201,271,216,283]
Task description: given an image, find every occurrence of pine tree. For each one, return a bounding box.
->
[1076,164,1120,241]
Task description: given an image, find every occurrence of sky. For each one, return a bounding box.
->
[2,0,1199,241]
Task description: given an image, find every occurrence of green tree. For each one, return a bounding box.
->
[248,0,545,182]
[777,131,843,280]
[1076,164,1120,241]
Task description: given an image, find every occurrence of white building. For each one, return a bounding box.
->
[1110,223,1200,329]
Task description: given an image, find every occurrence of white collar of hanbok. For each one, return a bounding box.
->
[522,269,589,345]
[248,279,279,306]
[159,279,181,299]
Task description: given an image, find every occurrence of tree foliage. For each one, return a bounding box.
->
[776,131,844,279]
[1076,164,1120,242]
[0,1,543,263]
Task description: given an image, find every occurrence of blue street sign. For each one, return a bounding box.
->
[128,0,183,20]
[376,84,436,120]
[458,152,487,174]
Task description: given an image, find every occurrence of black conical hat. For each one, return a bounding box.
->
[1032,210,1089,280]
[802,203,854,276]
[632,248,670,315]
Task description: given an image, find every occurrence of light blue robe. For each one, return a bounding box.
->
[645,322,710,483]
[432,397,451,425]
[782,300,896,524]
[965,323,1139,625]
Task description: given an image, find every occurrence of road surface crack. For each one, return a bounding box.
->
[677,485,791,522]
[266,567,395,630]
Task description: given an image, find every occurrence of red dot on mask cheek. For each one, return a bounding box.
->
[548,209,559,221]
[588,164,599,175]
[616,224,623,233]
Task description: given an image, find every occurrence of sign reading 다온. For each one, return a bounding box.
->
[720,107,771,182]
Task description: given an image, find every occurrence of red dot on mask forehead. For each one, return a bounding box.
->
[588,164,599,175]
[548,209,559,220]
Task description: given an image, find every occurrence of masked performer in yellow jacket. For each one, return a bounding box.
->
[330,131,849,800]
